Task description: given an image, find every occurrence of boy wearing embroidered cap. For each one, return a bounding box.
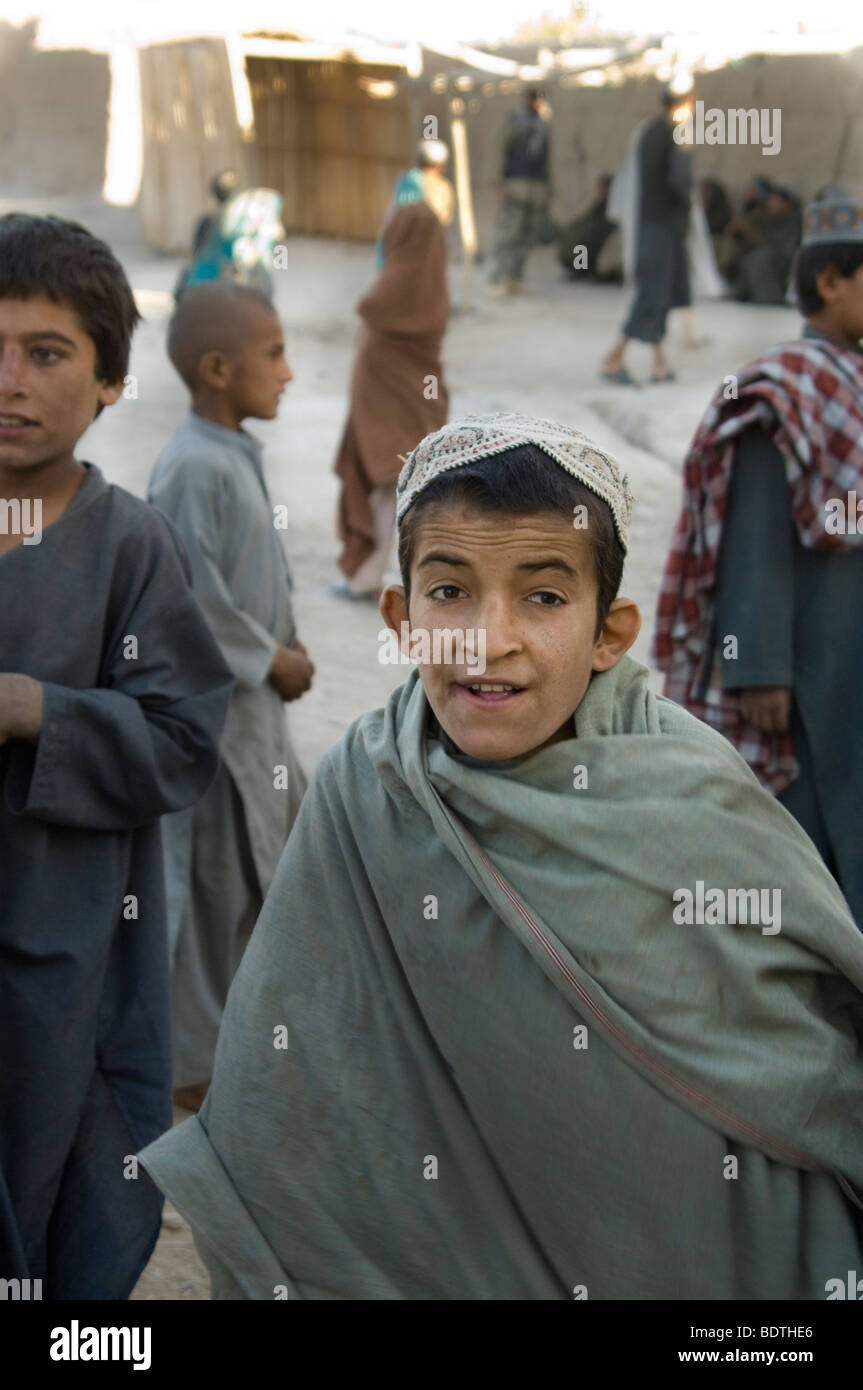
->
[383,416,640,761]
[142,412,863,1300]
[654,196,863,928]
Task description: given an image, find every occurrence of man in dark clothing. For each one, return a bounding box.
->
[601,91,692,384]
[488,89,551,295]
[725,175,771,269]
[557,173,618,280]
[735,184,802,305]
[653,196,863,927]
[700,177,734,276]
[700,178,733,237]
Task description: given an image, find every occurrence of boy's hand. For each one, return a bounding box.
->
[268,643,314,702]
[0,674,44,744]
[740,686,791,735]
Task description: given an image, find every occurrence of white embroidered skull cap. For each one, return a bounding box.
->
[396,413,633,552]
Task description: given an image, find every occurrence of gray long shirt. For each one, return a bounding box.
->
[715,331,863,925]
[0,463,233,1295]
[148,413,305,902]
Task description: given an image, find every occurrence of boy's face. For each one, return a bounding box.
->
[0,295,123,474]
[815,262,863,343]
[381,503,640,761]
[225,306,293,420]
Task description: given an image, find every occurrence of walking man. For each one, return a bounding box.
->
[488,90,551,297]
[601,91,692,384]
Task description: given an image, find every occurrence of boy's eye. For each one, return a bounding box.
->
[527,590,565,606]
[32,348,62,364]
[428,583,466,601]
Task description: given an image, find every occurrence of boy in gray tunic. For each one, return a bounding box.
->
[148,283,311,1111]
[654,196,863,926]
[0,215,233,1297]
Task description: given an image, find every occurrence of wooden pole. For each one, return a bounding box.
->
[450,104,477,312]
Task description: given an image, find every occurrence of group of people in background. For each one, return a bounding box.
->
[484,87,819,405]
[488,87,808,315]
[186,89,824,612]
[703,172,803,304]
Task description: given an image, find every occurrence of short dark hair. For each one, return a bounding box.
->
[793,240,863,316]
[210,170,238,204]
[397,444,625,639]
[0,213,140,383]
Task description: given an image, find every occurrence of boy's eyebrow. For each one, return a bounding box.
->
[518,558,579,578]
[415,554,580,579]
[18,331,77,347]
[416,552,470,570]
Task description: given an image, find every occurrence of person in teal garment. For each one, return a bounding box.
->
[374,138,453,270]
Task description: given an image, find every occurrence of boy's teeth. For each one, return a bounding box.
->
[0,414,30,424]
[470,683,516,692]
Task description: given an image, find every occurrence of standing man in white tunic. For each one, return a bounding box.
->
[148,283,312,1111]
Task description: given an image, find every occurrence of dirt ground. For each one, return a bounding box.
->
[2,194,800,1299]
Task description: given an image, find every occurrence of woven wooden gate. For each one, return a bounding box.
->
[246,57,413,240]
[139,38,248,253]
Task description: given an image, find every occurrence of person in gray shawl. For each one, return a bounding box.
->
[142,414,863,1300]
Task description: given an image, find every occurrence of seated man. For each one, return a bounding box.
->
[735,184,802,305]
[142,414,863,1300]
[556,174,618,281]
[723,174,771,287]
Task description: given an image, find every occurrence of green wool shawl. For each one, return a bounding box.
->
[141,657,863,1300]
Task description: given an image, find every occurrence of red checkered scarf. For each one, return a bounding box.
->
[651,336,863,793]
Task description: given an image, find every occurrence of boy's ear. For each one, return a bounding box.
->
[591,596,641,672]
[814,264,842,304]
[198,349,232,390]
[97,379,125,409]
[380,583,408,634]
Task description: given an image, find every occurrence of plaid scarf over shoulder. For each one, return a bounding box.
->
[652,337,863,793]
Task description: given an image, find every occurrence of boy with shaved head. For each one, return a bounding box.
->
[148,282,312,1112]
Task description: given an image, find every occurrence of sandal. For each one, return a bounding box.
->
[330,580,379,603]
[599,366,638,386]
